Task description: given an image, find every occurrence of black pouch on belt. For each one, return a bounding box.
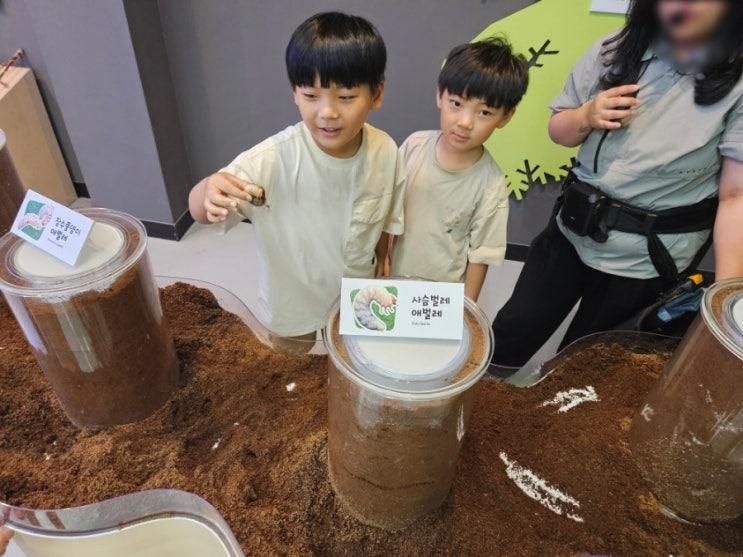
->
[558,173,609,242]
[555,172,718,284]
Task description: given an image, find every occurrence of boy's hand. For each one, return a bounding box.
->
[584,84,640,130]
[203,172,264,223]
[0,528,12,554]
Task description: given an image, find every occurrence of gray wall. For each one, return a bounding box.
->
[2,0,192,227]
[4,0,551,242]
[123,0,193,223]
[157,0,530,176]
[157,0,560,247]
[22,1,175,223]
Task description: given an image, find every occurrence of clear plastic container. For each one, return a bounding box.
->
[1,489,244,557]
[0,129,26,236]
[0,208,179,428]
[323,297,493,530]
[630,279,743,523]
[0,277,265,557]
[156,275,325,355]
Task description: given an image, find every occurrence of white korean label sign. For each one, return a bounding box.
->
[590,0,629,14]
[340,278,465,340]
[11,190,94,266]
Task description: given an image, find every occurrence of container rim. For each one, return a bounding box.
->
[1,488,244,556]
[154,275,327,356]
[0,207,147,298]
[322,296,494,401]
[701,277,743,361]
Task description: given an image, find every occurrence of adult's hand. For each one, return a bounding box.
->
[549,84,640,147]
[584,84,641,130]
[0,528,13,555]
[714,157,743,280]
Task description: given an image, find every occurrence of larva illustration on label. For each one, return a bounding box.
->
[351,285,398,332]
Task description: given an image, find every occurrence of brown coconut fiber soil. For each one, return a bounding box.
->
[1,283,742,556]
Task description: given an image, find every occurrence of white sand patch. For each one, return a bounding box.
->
[500,452,584,523]
[541,386,599,413]
[457,405,465,442]
[639,403,655,422]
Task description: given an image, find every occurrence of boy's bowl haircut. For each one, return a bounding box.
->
[286,12,387,92]
[438,37,529,111]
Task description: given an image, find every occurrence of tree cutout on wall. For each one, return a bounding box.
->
[474,0,623,200]
[506,156,577,200]
[526,40,559,69]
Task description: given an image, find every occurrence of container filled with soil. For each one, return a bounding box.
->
[0,129,26,236]
[323,297,493,531]
[630,278,743,523]
[0,208,179,428]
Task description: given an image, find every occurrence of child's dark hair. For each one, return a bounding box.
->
[438,38,529,112]
[286,12,386,92]
[601,0,742,105]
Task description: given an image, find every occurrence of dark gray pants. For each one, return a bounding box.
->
[491,217,668,367]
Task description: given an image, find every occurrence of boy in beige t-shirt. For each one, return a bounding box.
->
[188,13,404,338]
[391,38,528,300]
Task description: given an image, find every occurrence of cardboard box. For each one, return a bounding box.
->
[0,66,77,206]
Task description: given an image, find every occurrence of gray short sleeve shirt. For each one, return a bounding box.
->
[550,35,743,279]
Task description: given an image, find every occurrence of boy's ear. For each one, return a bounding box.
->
[292,86,301,108]
[436,88,444,109]
[497,108,517,129]
[371,83,385,110]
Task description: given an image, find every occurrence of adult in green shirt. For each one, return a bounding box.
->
[492,0,743,368]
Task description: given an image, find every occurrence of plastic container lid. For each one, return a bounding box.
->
[731,297,743,337]
[0,208,146,299]
[343,326,472,392]
[2,489,244,557]
[702,278,743,360]
[14,221,124,278]
[324,297,493,400]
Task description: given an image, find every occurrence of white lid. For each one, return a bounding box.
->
[13,517,236,557]
[732,297,743,334]
[0,208,147,298]
[343,326,471,391]
[326,297,494,401]
[13,221,124,278]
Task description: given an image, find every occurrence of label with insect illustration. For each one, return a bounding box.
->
[340,278,464,340]
[11,190,94,266]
